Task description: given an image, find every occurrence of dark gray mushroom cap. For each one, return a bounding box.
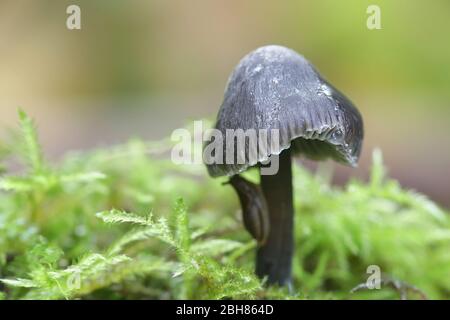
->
[204,45,364,177]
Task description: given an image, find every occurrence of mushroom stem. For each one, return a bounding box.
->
[257,148,294,286]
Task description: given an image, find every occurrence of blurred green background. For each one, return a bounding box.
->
[0,0,449,205]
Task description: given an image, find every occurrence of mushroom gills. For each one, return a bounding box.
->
[292,136,349,164]
[228,175,270,245]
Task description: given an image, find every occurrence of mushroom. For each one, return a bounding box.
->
[203,45,364,286]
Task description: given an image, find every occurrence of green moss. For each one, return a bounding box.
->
[0,111,448,300]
